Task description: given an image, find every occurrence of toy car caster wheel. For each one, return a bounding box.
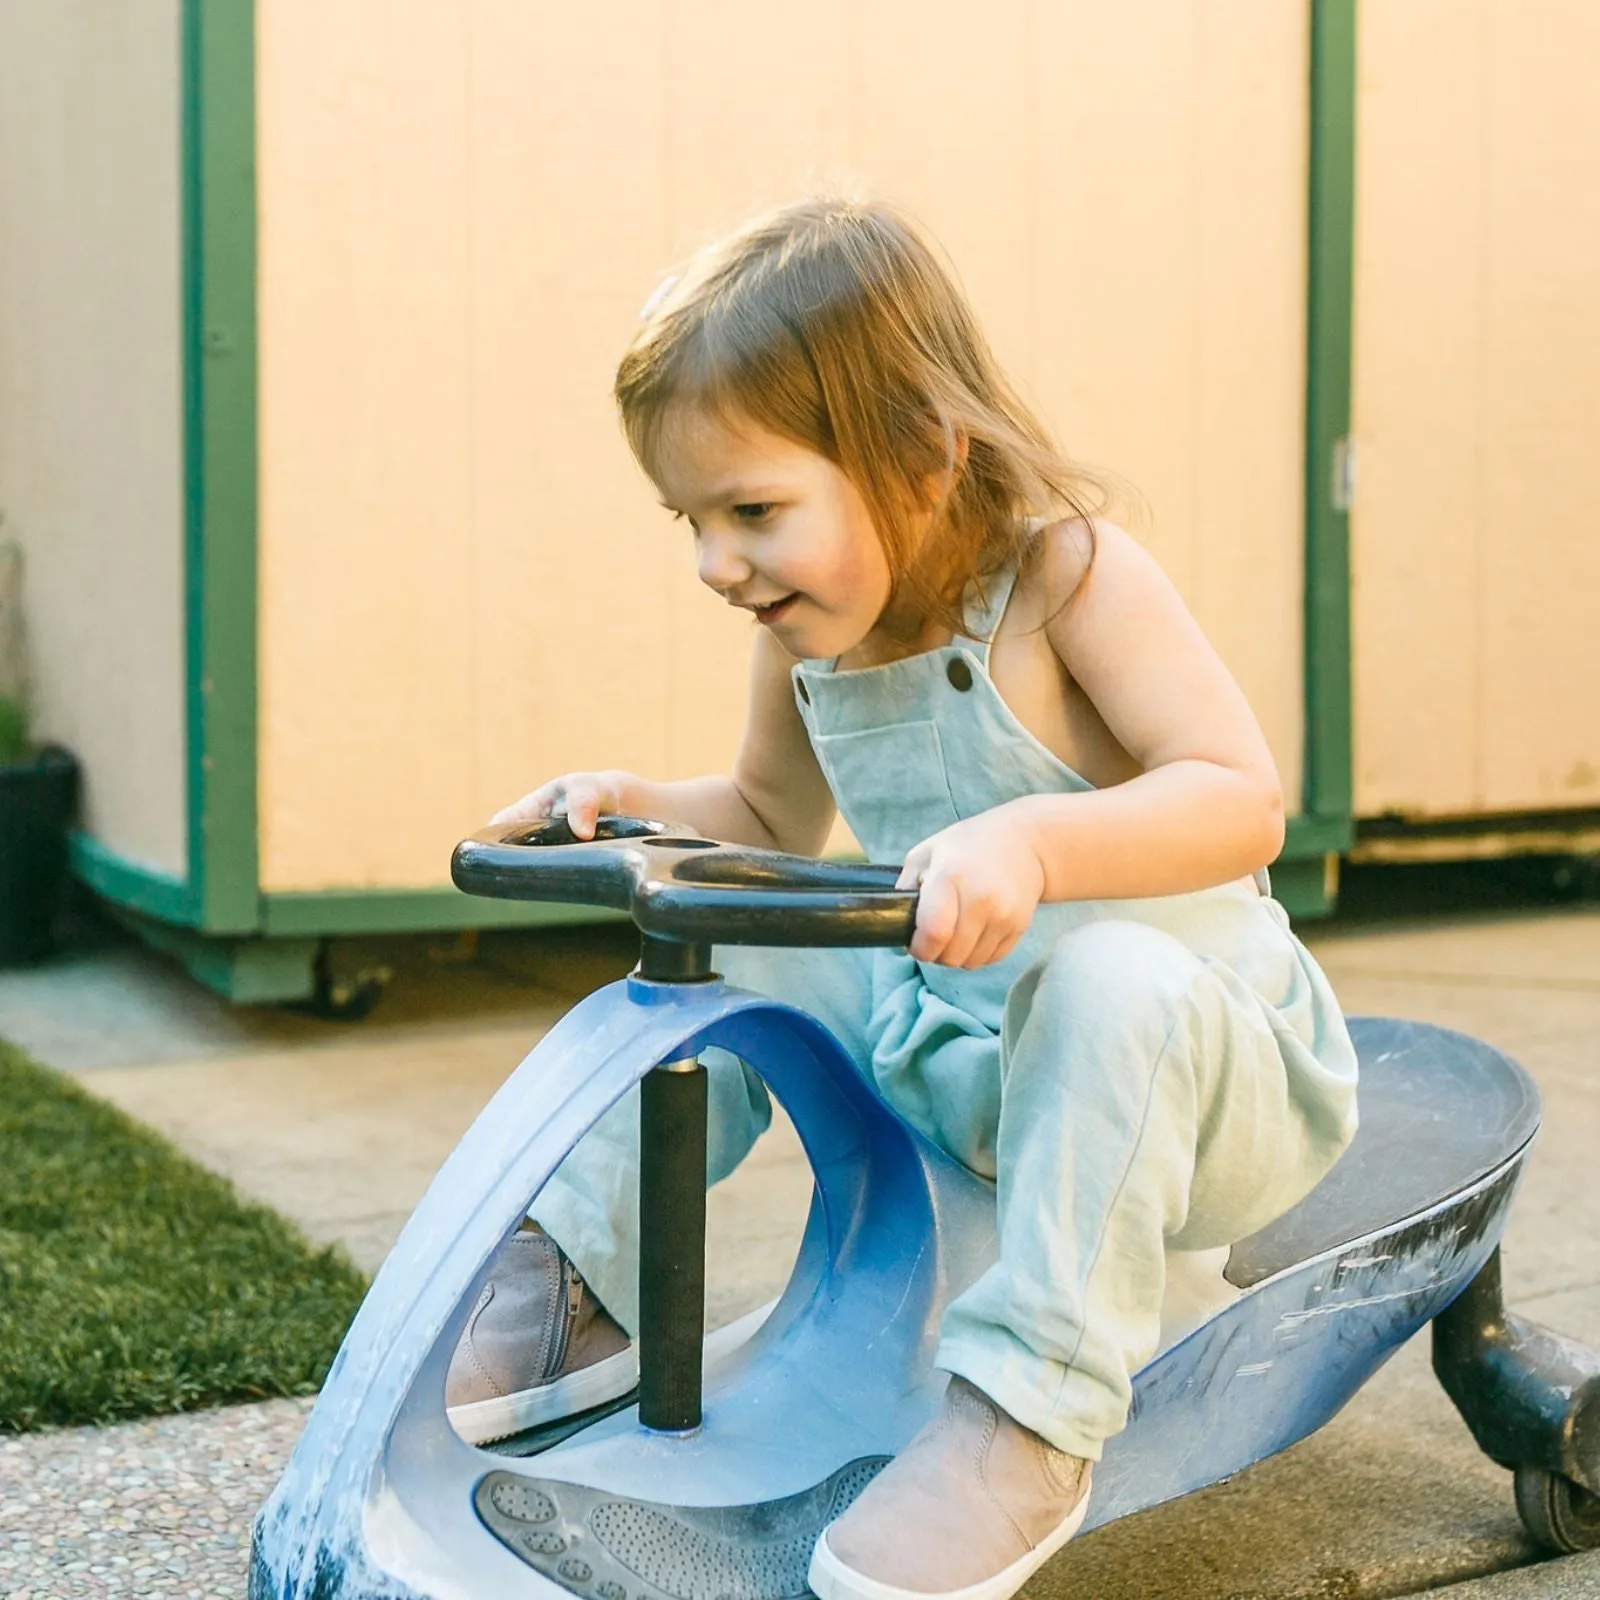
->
[1514,1464,1600,1552]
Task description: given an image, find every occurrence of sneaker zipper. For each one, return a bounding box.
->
[550,1262,583,1377]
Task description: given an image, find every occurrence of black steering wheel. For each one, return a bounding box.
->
[451,815,917,951]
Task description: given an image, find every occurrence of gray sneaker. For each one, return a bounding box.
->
[446,1226,635,1445]
[809,1377,1092,1600]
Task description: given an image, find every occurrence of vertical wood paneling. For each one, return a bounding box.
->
[258,2,477,889]
[257,0,1310,888]
[1034,3,1200,600]
[1351,0,1486,817]
[1352,0,1600,818]
[466,1,677,818]
[1477,0,1600,809]
[0,1,187,874]
[852,1,1035,389]
[1034,1,1307,808]
[1192,1,1310,812]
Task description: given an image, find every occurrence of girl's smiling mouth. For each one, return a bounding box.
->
[751,594,799,625]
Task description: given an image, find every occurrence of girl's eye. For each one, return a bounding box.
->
[733,502,774,524]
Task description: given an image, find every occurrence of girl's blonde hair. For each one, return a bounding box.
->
[614,198,1103,638]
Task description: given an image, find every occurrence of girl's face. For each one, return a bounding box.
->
[651,407,895,661]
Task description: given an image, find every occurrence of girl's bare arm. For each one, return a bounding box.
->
[1020,519,1284,901]
[899,518,1284,966]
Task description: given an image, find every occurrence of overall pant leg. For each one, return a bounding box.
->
[935,918,1355,1460]
[530,943,877,1332]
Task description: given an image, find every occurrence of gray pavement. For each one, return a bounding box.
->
[1432,1549,1600,1596]
[1,906,1598,1597]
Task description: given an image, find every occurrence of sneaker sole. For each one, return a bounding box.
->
[807,1480,1091,1600]
[448,1298,775,1446]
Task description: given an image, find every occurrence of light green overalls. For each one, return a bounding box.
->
[534,564,1358,1460]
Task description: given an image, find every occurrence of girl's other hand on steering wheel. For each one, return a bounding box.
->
[491,771,634,841]
[896,807,1047,968]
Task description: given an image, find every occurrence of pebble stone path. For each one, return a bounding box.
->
[0,1398,310,1598]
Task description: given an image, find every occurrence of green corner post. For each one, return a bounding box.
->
[1278,0,1357,920]
[182,0,260,938]
[128,0,314,1002]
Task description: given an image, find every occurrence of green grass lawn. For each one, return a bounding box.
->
[0,1039,368,1432]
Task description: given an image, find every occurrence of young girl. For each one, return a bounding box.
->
[446,198,1358,1600]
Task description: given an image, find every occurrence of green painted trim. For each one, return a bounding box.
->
[182,0,260,935]
[1302,0,1357,830]
[1269,856,1336,923]
[262,819,1351,937]
[69,832,200,927]
[1281,811,1354,859]
[109,907,318,1004]
[260,888,627,939]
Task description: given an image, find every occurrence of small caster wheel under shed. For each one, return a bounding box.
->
[305,942,394,1021]
[1515,1465,1600,1553]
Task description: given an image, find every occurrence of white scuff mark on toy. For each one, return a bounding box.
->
[1234,1361,1274,1377]
[1276,1277,1462,1330]
[874,1241,931,1343]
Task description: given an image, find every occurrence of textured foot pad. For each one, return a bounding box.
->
[474,1457,888,1600]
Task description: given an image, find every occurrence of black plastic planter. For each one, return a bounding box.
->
[0,745,79,965]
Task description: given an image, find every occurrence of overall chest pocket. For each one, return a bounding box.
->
[811,719,962,861]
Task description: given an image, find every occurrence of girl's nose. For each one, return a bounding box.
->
[695,530,753,595]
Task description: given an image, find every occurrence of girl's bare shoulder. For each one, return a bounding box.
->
[1011,516,1122,631]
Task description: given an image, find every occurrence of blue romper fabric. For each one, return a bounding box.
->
[533,563,1358,1458]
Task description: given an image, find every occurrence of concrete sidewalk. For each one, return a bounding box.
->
[2,905,1598,1598]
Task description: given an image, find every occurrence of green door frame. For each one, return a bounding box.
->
[71,0,1358,991]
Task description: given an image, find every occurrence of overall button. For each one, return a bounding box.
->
[946,657,974,692]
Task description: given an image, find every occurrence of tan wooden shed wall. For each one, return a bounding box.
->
[0,1,188,875]
[1351,0,1600,819]
[255,0,1310,893]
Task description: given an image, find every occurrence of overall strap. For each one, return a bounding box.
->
[960,560,1022,665]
